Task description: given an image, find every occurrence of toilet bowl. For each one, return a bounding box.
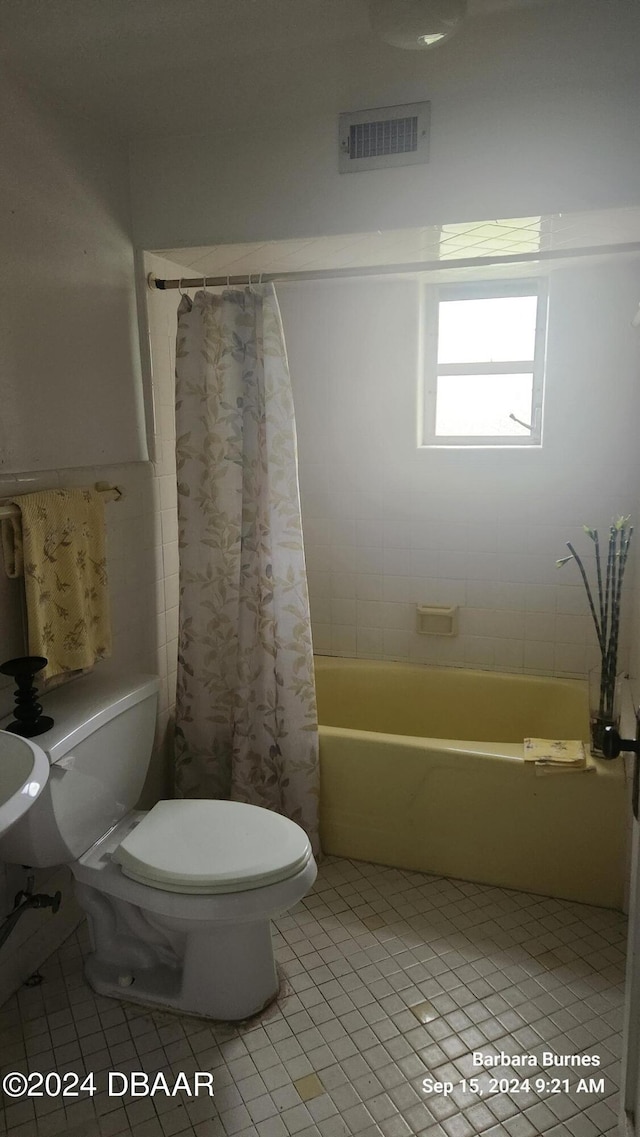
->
[0,672,317,1020]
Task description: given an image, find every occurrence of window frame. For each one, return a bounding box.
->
[421,278,548,448]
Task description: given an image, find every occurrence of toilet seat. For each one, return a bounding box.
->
[112,799,313,895]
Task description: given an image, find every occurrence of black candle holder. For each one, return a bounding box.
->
[0,657,54,738]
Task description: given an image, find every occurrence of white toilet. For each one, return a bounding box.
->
[0,672,317,1020]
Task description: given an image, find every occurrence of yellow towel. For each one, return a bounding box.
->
[523,737,593,776]
[1,488,111,680]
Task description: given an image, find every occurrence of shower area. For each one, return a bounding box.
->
[142,207,640,909]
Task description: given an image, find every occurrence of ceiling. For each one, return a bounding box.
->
[151,207,640,285]
[2,0,625,138]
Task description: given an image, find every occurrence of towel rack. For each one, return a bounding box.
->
[0,483,123,522]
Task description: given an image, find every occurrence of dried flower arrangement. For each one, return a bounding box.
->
[557,516,633,754]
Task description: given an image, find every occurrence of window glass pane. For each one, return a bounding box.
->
[437,295,538,364]
[435,373,534,437]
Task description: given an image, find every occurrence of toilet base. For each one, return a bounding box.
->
[78,878,281,1020]
[71,817,317,1021]
[83,950,280,1022]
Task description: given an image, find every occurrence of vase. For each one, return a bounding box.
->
[589,663,621,758]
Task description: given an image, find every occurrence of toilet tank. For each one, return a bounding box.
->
[0,672,159,869]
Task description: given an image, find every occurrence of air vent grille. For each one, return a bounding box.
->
[339,102,430,173]
[349,116,419,160]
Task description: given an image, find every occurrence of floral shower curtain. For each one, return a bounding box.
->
[173,284,320,853]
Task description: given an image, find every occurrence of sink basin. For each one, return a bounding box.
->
[0,730,49,839]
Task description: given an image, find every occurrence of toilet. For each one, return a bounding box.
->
[0,672,317,1020]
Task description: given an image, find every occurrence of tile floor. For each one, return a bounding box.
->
[0,857,627,1137]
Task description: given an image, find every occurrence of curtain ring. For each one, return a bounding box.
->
[258,272,263,285]
[226,274,231,288]
[202,276,206,290]
[178,278,185,296]
[247,273,252,289]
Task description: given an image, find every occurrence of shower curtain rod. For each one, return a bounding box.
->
[148,241,640,290]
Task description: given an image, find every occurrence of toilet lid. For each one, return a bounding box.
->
[112,799,313,894]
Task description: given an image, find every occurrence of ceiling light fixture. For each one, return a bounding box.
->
[370,0,468,49]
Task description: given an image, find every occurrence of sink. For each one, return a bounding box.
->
[0,730,49,839]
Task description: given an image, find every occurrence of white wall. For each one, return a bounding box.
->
[0,76,162,1002]
[129,3,640,250]
[278,258,640,677]
[0,72,145,473]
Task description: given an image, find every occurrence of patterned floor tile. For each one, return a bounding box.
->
[0,857,627,1136]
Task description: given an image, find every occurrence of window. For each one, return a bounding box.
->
[421,280,547,447]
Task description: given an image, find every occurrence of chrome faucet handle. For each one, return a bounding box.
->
[602,726,640,759]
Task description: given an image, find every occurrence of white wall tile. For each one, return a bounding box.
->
[555,614,588,644]
[308,545,332,572]
[383,548,410,576]
[382,519,411,548]
[279,270,640,680]
[356,600,383,628]
[554,643,588,676]
[331,625,356,654]
[331,599,356,625]
[329,572,356,599]
[313,624,332,652]
[382,576,415,603]
[357,627,383,656]
[409,549,438,577]
[355,575,383,602]
[495,638,525,671]
[164,572,179,611]
[524,641,556,671]
[556,586,589,616]
[310,598,331,624]
[525,584,557,612]
[303,517,330,545]
[356,547,384,574]
[380,602,414,631]
[383,630,411,658]
[162,541,179,578]
[524,612,557,642]
[329,518,355,546]
[307,570,330,599]
[464,636,497,668]
[328,546,355,573]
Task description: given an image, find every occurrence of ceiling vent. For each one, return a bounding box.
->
[339,101,430,173]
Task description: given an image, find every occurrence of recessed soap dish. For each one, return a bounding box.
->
[416,605,458,636]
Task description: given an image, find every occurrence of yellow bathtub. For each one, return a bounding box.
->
[315,656,627,909]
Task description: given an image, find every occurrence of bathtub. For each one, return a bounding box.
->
[315,657,627,909]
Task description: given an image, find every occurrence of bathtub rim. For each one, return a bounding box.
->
[313,652,591,698]
[318,723,624,780]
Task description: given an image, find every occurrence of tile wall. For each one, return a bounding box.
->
[137,258,640,686]
[277,265,640,681]
[0,429,184,1000]
[296,482,607,679]
[0,460,159,1003]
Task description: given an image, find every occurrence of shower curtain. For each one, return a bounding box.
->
[173,284,320,853]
